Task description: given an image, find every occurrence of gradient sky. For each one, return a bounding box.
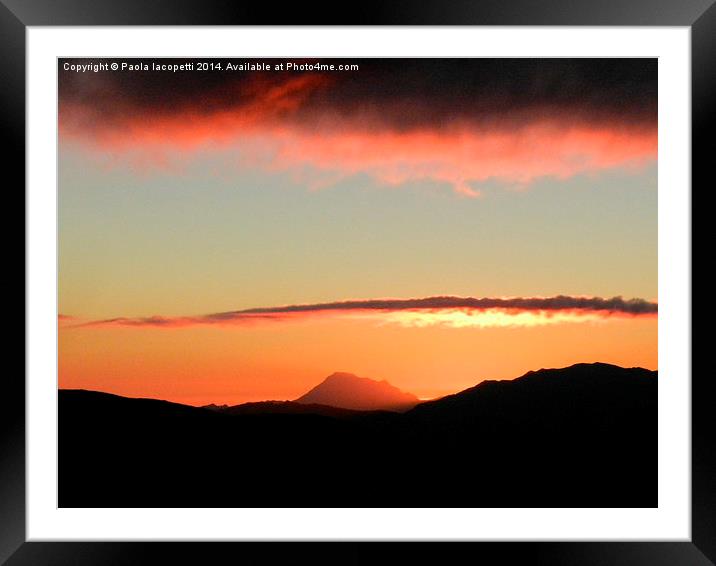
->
[58,58,657,404]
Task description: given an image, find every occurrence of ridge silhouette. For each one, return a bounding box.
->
[59,362,656,508]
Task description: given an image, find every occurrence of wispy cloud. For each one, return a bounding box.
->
[66,295,657,330]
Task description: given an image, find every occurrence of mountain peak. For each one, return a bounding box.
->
[325,371,361,381]
[296,372,419,412]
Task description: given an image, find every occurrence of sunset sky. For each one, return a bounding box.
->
[58,58,657,404]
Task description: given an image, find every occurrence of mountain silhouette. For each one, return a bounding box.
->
[408,361,654,420]
[59,362,656,508]
[294,372,419,411]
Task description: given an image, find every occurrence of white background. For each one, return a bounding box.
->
[27,27,691,540]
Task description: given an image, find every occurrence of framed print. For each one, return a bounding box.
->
[55,55,663,511]
[6,1,711,565]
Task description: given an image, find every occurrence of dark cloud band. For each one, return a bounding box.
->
[70,295,657,328]
[59,58,657,132]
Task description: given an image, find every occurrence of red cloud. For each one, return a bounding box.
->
[59,68,656,197]
[60,114,656,197]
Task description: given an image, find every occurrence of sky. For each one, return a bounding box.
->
[58,58,657,404]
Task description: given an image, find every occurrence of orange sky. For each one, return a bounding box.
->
[58,58,657,405]
[59,314,657,405]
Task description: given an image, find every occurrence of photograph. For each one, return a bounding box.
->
[57,57,658,508]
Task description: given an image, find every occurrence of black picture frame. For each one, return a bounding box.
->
[4,1,709,564]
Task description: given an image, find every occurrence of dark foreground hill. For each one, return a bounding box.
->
[210,400,395,418]
[59,363,656,508]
